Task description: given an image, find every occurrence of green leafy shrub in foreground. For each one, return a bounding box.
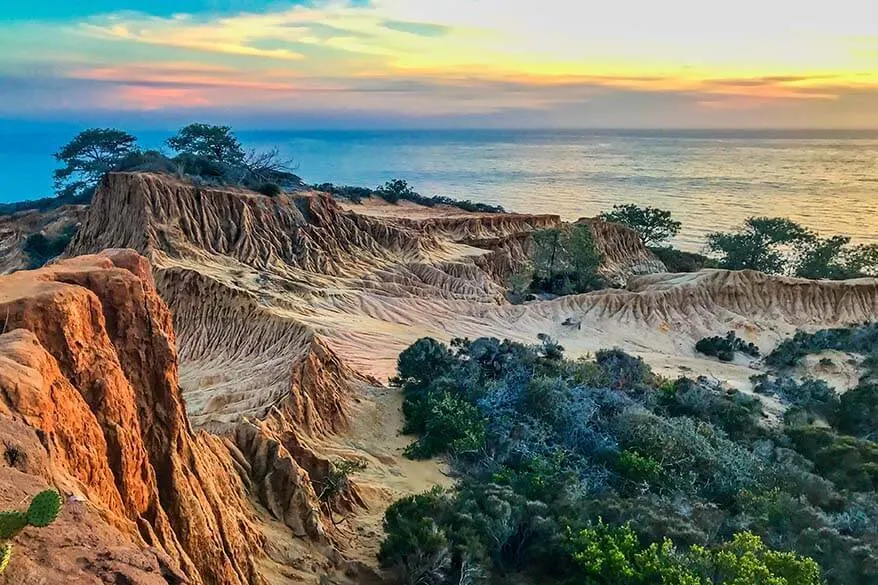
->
[570,522,822,585]
[403,392,486,459]
[382,335,850,584]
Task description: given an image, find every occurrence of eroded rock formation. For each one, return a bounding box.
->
[0,251,263,585]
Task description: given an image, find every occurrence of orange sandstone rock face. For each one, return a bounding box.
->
[0,250,264,585]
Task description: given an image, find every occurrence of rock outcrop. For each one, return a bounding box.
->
[576,217,668,284]
[0,251,264,585]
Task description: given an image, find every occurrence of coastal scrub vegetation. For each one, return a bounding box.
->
[597,204,715,273]
[524,225,605,296]
[592,204,876,279]
[315,179,506,213]
[21,226,78,269]
[707,217,878,278]
[650,245,716,272]
[380,330,878,585]
[695,331,761,362]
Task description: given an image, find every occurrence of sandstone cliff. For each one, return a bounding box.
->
[0,251,264,585]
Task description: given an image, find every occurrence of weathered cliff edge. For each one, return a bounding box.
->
[0,251,264,584]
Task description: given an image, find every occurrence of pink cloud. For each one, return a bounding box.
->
[113,86,212,109]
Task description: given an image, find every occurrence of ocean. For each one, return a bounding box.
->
[3,128,877,252]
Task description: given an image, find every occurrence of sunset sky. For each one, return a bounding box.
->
[2,0,877,128]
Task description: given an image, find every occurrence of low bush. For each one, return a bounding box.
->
[752,374,839,420]
[22,225,77,268]
[569,523,821,585]
[837,383,878,439]
[766,323,878,369]
[317,458,366,506]
[649,245,715,273]
[788,426,878,492]
[254,182,282,197]
[660,377,764,439]
[695,331,760,362]
[529,225,606,295]
[403,392,486,459]
[314,179,505,213]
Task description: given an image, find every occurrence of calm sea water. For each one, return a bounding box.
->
[3,128,877,252]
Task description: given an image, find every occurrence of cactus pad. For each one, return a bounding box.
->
[26,490,62,528]
[0,512,27,539]
[0,542,11,574]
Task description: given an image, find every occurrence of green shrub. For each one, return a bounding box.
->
[766,323,878,369]
[378,488,453,585]
[530,225,605,295]
[788,426,878,492]
[569,523,821,585]
[254,182,282,197]
[650,246,715,272]
[752,375,839,421]
[837,384,878,439]
[695,331,760,362]
[404,392,486,459]
[382,335,846,584]
[706,217,816,274]
[22,226,77,269]
[396,337,455,390]
[316,458,366,505]
[618,450,665,484]
[660,377,764,439]
[687,531,822,585]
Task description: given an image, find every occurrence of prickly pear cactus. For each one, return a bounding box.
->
[0,542,11,574]
[0,489,63,574]
[26,490,62,527]
[0,511,27,540]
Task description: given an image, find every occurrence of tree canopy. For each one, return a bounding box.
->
[53,128,139,198]
[707,216,877,277]
[166,123,245,165]
[600,204,682,246]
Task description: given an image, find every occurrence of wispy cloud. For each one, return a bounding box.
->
[0,0,876,126]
